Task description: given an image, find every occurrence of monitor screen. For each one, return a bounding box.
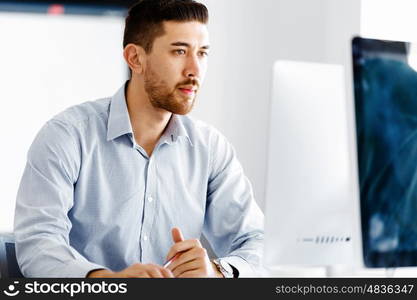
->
[353,37,417,268]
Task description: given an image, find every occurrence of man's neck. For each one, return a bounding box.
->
[125,78,172,156]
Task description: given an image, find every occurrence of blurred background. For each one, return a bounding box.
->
[0,0,416,276]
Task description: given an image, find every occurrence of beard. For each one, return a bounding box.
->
[144,64,199,115]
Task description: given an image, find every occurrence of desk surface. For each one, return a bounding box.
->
[264,265,417,277]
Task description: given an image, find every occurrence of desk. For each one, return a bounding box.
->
[264,265,417,277]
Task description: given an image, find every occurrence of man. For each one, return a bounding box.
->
[14,0,264,278]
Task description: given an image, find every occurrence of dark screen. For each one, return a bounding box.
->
[353,37,417,267]
[5,243,23,278]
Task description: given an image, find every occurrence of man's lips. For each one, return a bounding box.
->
[178,88,196,95]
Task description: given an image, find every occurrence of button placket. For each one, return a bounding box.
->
[140,156,157,260]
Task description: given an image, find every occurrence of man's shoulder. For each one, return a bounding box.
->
[51,97,111,129]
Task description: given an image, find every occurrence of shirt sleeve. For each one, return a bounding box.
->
[14,120,106,277]
[203,129,265,277]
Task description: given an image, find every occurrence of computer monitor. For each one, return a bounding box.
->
[0,233,23,278]
[263,60,355,270]
[352,37,417,268]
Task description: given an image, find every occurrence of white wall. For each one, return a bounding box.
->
[0,12,126,232]
[361,0,417,42]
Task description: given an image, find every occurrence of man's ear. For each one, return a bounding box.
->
[123,44,147,75]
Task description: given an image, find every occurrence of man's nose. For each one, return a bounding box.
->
[184,55,201,79]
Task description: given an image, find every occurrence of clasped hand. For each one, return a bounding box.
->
[88,227,222,278]
[163,227,222,278]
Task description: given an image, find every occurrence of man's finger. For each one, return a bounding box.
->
[160,267,174,278]
[171,259,201,278]
[171,227,185,243]
[147,266,164,278]
[167,247,201,271]
[165,239,201,261]
[177,269,201,278]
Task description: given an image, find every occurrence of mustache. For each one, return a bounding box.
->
[177,78,200,89]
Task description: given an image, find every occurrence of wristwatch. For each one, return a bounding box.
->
[212,258,234,278]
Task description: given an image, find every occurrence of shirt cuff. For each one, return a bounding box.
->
[220,255,261,278]
[62,259,107,278]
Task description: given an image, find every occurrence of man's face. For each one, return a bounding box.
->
[143,21,210,115]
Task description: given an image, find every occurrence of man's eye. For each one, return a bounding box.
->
[199,51,209,57]
[175,49,186,55]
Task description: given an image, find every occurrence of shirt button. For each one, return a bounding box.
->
[148,196,153,203]
[143,235,148,241]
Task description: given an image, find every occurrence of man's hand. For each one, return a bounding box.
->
[87,263,174,278]
[165,227,223,278]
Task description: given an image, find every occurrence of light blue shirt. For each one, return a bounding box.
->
[14,83,264,278]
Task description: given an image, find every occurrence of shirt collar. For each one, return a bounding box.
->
[160,114,193,146]
[106,82,133,141]
[107,82,193,146]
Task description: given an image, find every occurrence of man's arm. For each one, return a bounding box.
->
[14,120,105,277]
[202,129,265,277]
[87,265,173,278]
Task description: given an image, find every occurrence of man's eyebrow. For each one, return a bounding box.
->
[170,42,210,49]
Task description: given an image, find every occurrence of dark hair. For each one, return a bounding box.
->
[123,0,209,53]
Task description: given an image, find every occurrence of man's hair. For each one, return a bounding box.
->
[123,0,209,53]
